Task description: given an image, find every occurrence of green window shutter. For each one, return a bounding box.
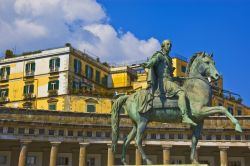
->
[73,81,76,89]
[85,65,88,76]
[56,58,60,67]
[23,85,27,94]
[87,104,96,113]
[6,89,8,96]
[79,61,82,74]
[6,67,10,75]
[90,67,93,79]
[74,59,77,73]
[48,82,52,90]
[0,68,2,75]
[25,64,29,72]
[31,63,35,71]
[49,59,53,69]
[30,85,34,93]
[55,80,59,90]
[96,71,100,83]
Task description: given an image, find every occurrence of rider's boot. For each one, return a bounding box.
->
[181,110,197,126]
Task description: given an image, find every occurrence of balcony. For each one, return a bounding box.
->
[0,97,9,103]
[24,93,36,100]
[0,74,9,81]
[25,71,35,77]
[48,89,58,97]
[50,67,59,73]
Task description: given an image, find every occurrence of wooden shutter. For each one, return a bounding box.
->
[56,58,60,67]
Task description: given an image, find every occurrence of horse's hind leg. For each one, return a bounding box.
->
[121,124,137,165]
[135,117,152,165]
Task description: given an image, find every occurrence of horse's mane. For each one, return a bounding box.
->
[185,52,202,76]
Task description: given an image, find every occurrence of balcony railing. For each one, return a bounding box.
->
[25,71,35,77]
[0,74,9,81]
[50,67,59,73]
[0,97,9,103]
[24,93,36,99]
[48,89,58,96]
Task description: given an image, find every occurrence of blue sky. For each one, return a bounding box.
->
[0,0,249,106]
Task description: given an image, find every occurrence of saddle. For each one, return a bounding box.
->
[151,96,179,109]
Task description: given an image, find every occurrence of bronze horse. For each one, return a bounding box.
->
[111,52,242,165]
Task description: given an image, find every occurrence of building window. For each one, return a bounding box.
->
[59,130,64,136]
[85,65,93,80]
[245,135,250,140]
[7,127,14,134]
[39,129,45,135]
[87,131,92,137]
[206,135,212,140]
[48,80,59,90]
[102,75,108,87]
[24,84,34,95]
[0,89,8,97]
[169,134,174,139]
[0,155,7,164]
[235,135,241,140]
[105,132,110,138]
[77,131,83,137]
[95,70,100,83]
[216,135,221,140]
[177,134,183,140]
[0,127,3,133]
[237,109,242,115]
[57,157,69,165]
[18,128,25,134]
[68,130,73,136]
[87,104,96,113]
[49,58,60,71]
[160,134,165,139]
[150,133,156,139]
[26,156,36,165]
[0,66,10,80]
[48,103,57,111]
[25,62,35,75]
[181,65,186,73]
[96,131,102,137]
[49,130,55,136]
[29,128,35,135]
[225,135,231,140]
[228,106,234,115]
[74,59,82,74]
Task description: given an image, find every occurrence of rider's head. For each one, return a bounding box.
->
[161,40,172,54]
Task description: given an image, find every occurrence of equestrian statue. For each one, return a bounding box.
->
[111,40,242,165]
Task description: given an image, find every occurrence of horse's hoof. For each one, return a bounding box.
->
[192,159,200,165]
[235,123,242,133]
[121,159,127,165]
[145,158,153,165]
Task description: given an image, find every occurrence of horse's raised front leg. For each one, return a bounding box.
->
[200,106,242,132]
[190,122,203,164]
[135,117,152,165]
[121,124,137,165]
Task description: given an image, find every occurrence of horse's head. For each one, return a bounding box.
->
[186,52,220,82]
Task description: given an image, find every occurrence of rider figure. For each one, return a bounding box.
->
[143,40,197,126]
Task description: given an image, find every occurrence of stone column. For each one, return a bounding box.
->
[18,140,31,166]
[49,142,61,166]
[107,144,114,166]
[135,147,142,166]
[219,146,229,166]
[162,145,172,165]
[79,143,89,166]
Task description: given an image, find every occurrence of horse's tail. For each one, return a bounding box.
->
[111,95,128,153]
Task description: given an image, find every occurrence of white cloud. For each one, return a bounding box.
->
[0,0,160,64]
